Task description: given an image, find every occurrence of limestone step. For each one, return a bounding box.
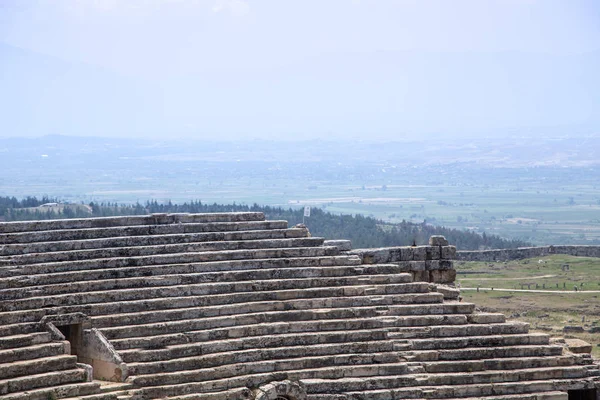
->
[0,228,308,256]
[0,368,88,395]
[3,246,340,277]
[0,256,366,292]
[0,212,266,234]
[109,315,432,350]
[108,314,467,351]
[0,341,68,363]
[404,345,565,362]
[387,322,530,339]
[0,273,418,311]
[0,322,39,337]
[96,381,135,394]
[159,387,253,400]
[128,354,406,387]
[3,237,325,266]
[134,366,412,399]
[90,293,446,330]
[5,239,327,271]
[99,302,475,340]
[329,380,581,399]
[417,355,583,373]
[302,367,589,393]
[0,220,288,245]
[0,332,51,349]
[61,394,118,400]
[0,354,78,380]
[467,313,507,324]
[440,393,569,400]
[2,282,428,325]
[123,330,393,365]
[0,382,102,400]
[1,265,413,309]
[335,388,569,400]
[406,332,551,350]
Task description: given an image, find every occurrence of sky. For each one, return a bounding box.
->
[0,0,599,140]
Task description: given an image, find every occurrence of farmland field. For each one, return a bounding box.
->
[1,135,599,245]
[456,255,600,356]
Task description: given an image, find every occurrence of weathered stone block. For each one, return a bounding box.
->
[425,260,440,270]
[412,270,430,282]
[412,246,427,261]
[399,246,413,261]
[426,246,441,260]
[429,269,456,284]
[441,245,457,260]
[563,326,585,333]
[429,235,449,246]
[323,240,352,251]
[409,261,426,271]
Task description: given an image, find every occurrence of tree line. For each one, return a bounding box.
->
[0,196,529,250]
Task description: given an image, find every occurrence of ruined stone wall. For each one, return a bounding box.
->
[348,236,456,284]
[457,245,600,262]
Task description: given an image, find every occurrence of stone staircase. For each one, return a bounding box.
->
[0,213,598,400]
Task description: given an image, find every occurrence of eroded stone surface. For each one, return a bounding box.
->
[0,214,598,400]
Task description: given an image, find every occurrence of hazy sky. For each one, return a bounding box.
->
[1,0,599,140]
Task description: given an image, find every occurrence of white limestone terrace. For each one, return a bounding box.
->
[0,213,598,400]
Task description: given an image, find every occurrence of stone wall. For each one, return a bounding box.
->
[457,245,600,262]
[349,236,456,284]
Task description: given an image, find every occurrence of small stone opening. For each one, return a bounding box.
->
[568,389,597,400]
[56,323,83,356]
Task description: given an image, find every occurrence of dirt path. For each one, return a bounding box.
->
[460,287,600,294]
[459,274,557,281]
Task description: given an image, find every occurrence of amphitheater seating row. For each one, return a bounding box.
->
[0,212,598,399]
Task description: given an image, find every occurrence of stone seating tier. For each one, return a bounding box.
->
[0,228,308,256]
[0,213,597,399]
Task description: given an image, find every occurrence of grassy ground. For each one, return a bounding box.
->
[455,255,600,357]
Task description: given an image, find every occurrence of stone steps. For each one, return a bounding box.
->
[0,354,78,380]
[132,365,592,399]
[2,237,324,265]
[2,283,431,325]
[61,394,119,400]
[119,327,545,369]
[0,228,307,256]
[123,331,393,366]
[387,321,531,339]
[0,368,88,395]
[0,255,365,290]
[1,246,340,277]
[99,302,475,340]
[0,341,68,363]
[109,315,453,350]
[0,382,103,400]
[406,332,551,350]
[0,273,418,309]
[133,366,405,399]
[128,355,406,387]
[0,322,40,337]
[0,332,52,349]
[0,212,266,234]
[467,313,506,324]
[440,393,568,400]
[326,380,581,399]
[159,387,253,400]
[302,366,590,393]
[0,220,288,245]
[89,292,446,329]
[404,345,565,362]
[416,355,583,373]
